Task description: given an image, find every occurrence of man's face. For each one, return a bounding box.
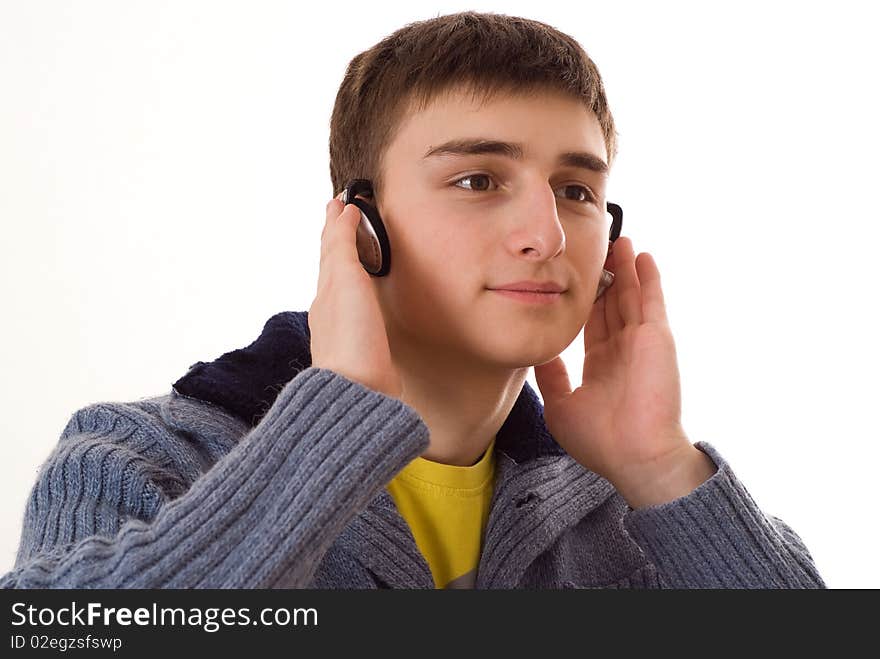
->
[373,85,612,370]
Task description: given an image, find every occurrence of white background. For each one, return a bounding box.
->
[1,0,877,587]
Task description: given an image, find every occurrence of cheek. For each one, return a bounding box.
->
[569,227,610,272]
[388,213,481,285]
[561,246,606,316]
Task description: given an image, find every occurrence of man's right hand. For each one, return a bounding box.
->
[308,194,403,399]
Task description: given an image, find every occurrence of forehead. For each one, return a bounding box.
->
[387,85,607,165]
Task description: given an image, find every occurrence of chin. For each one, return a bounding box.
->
[475,336,569,369]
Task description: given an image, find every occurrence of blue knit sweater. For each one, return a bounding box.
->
[2,311,826,588]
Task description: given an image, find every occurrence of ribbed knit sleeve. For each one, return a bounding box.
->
[1,367,429,588]
[621,440,826,588]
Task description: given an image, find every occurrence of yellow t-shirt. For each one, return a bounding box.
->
[386,437,496,589]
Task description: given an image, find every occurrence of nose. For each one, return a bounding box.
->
[503,180,566,261]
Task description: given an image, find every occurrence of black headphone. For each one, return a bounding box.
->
[341,178,392,277]
[340,178,623,297]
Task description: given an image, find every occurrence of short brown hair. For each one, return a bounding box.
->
[328,10,618,201]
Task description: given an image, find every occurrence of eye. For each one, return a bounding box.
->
[555,184,597,204]
[452,173,497,192]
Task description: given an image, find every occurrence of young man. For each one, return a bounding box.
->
[3,11,825,589]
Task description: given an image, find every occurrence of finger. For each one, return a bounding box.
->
[635,252,667,324]
[329,202,363,266]
[603,246,624,334]
[319,197,349,285]
[322,197,354,246]
[533,355,572,405]
[322,197,343,243]
[610,236,642,327]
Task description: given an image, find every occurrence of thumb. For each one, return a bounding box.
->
[533,356,572,405]
[340,203,364,261]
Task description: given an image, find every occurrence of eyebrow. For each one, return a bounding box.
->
[422,138,609,175]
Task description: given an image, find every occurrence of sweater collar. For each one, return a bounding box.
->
[172,310,567,463]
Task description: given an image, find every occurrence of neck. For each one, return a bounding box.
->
[389,333,529,468]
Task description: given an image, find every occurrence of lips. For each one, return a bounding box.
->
[489,280,566,293]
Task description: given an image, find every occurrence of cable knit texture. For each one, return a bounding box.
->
[2,311,826,589]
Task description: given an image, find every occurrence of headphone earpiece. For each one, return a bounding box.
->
[595,202,624,302]
[341,178,392,277]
